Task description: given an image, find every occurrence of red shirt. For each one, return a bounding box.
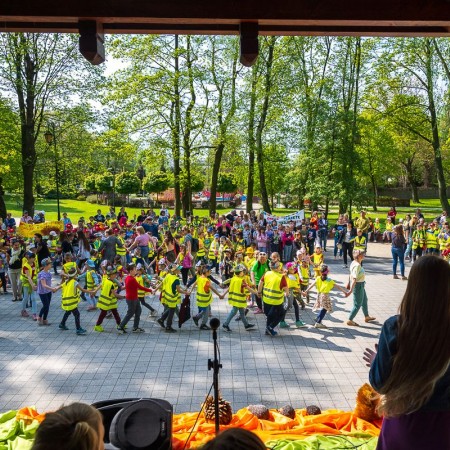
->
[125,275,152,300]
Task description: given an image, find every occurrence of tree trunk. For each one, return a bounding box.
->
[172,35,182,217]
[22,122,35,215]
[209,143,223,215]
[0,178,6,219]
[425,39,450,214]
[246,66,257,214]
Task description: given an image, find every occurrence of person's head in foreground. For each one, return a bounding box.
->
[32,402,104,450]
[201,428,266,450]
[377,255,450,417]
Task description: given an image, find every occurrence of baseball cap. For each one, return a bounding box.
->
[67,267,78,278]
[25,251,34,258]
[49,231,58,236]
[86,259,95,268]
[41,258,52,266]
[233,264,246,273]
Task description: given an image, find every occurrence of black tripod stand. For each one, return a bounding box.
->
[208,317,222,434]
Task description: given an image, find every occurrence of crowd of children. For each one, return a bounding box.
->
[0,206,448,335]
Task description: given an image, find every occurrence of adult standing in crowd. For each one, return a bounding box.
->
[317,212,329,251]
[354,211,370,244]
[338,221,356,269]
[391,224,407,280]
[34,233,50,267]
[98,229,123,263]
[7,239,24,302]
[127,226,150,262]
[364,256,450,450]
[347,249,376,326]
[250,251,269,314]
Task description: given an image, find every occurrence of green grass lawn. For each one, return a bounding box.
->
[4,196,444,225]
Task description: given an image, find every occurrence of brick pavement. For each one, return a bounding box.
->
[0,240,408,414]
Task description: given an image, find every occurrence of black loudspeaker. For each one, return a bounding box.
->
[91,398,172,450]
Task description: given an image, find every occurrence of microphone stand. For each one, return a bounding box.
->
[208,317,222,434]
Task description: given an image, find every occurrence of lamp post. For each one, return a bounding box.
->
[44,123,61,221]
[108,167,116,209]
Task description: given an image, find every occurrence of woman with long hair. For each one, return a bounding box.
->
[76,230,91,269]
[364,255,450,449]
[391,224,407,280]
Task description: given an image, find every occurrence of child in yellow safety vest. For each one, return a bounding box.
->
[94,267,125,332]
[59,267,99,335]
[62,253,79,280]
[354,229,367,254]
[312,245,324,278]
[20,251,38,319]
[302,264,350,329]
[425,222,440,255]
[190,266,224,330]
[221,264,256,332]
[207,234,220,275]
[85,259,100,311]
[279,262,306,329]
[298,259,311,304]
[136,264,158,317]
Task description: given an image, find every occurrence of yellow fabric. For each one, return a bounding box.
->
[300,266,310,285]
[116,236,126,255]
[197,238,206,257]
[287,272,300,290]
[20,261,36,287]
[61,279,80,311]
[228,275,246,307]
[263,271,284,305]
[354,236,366,251]
[63,261,76,274]
[163,273,181,308]
[86,270,96,290]
[316,277,335,294]
[208,240,219,261]
[97,278,118,311]
[196,276,212,307]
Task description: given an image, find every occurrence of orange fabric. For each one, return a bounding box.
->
[16,406,46,424]
[172,408,381,449]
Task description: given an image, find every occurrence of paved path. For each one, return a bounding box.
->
[0,241,407,414]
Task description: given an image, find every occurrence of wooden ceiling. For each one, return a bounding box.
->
[2,0,450,36]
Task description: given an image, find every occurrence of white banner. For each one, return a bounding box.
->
[263,210,305,225]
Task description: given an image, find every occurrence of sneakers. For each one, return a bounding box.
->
[94,325,104,332]
[265,326,278,336]
[314,322,328,329]
[59,323,69,330]
[165,326,177,333]
[347,320,359,326]
[279,321,290,329]
[76,327,87,335]
[254,308,264,314]
[43,320,50,326]
[132,327,145,333]
[116,326,127,334]
[401,276,408,280]
[192,315,199,327]
[21,310,29,318]
[365,316,376,323]
[200,324,211,330]
[32,314,38,321]
[87,306,97,311]
[393,275,399,279]
[37,317,43,326]
[156,318,165,328]
[223,324,232,332]
[295,320,306,328]
[150,310,158,317]
[244,323,256,330]
[343,264,348,269]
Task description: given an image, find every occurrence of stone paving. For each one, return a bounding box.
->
[0,241,408,414]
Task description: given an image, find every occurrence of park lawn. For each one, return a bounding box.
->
[4,196,444,226]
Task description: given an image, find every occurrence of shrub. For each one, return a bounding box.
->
[86,194,100,204]
[77,195,87,201]
[128,197,150,208]
[377,196,410,207]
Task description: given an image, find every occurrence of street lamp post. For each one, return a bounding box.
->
[44,123,61,221]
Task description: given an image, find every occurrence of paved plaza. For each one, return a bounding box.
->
[0,241,407,414]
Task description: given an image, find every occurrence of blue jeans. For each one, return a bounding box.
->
[405,237,413,258]
[224,306,249,327]
[392,247,405,276]
[318,230,328,250]
[22,285,38,314]
[334,238,342,257]
[38,292,52,320]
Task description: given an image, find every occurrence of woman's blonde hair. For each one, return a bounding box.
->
[32,402,102,450]
[136,226,145,234]
[377,256,450,417]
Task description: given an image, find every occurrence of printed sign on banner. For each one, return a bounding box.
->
[263,210,305,226]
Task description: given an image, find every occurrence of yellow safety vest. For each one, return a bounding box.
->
[86,270,97,290]
[354,236,367,251]
[116,236,126,256]
[20,261,37,287]
[316,277,335,294]
[61,279,80,311]
[287,273,300,290]
[136,274,150,298]
[97,278,118,310]
[197,238,206,258]
[162,273,181,308]
[228,275,247,308]
[208,240,219,261]
[196,275,213,307]
[262,271,284,306]
[48,239,58,253]
[300,266,310,286]
[426,229,439,249]
[63,261,77,274]
[412,230,426,249]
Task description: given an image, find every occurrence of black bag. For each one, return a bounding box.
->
[178,294,191,328]
[191,238,199,252]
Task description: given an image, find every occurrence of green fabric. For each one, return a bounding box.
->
[266,435,378,450]
[0,411,37,450]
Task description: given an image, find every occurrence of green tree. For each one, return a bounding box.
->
[116,172,141,195]
[96,173,114,193]
[143,171,171,202]
[217,172,237,206]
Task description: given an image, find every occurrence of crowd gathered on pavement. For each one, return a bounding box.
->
[0,205,448,337]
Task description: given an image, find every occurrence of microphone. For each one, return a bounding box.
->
[210,317,220,330]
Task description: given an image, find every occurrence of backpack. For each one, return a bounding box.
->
[191,238,199,253]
